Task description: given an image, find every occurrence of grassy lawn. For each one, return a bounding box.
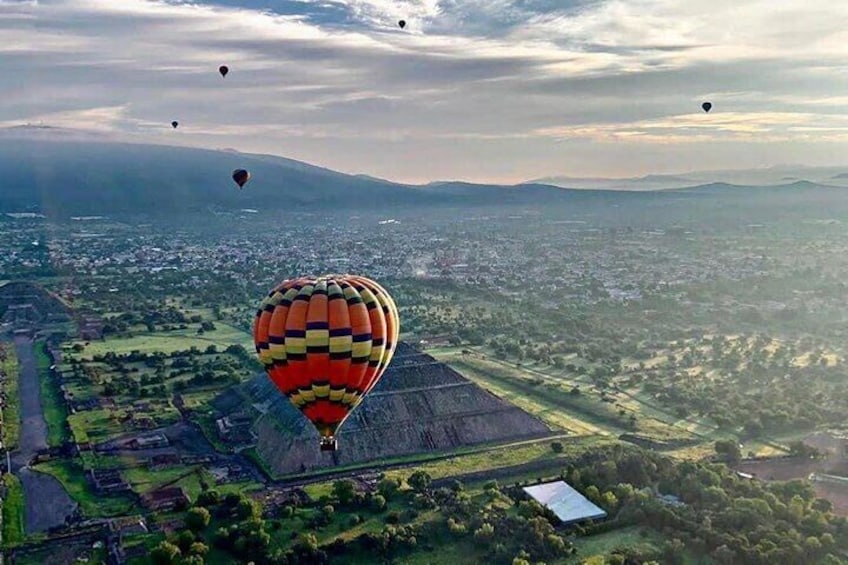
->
[14,548,106,565]
[68,323,253,359]
[393,541,478,565]
[440,355,623,436]
[68,404,180,445]
[383,436,607,482]
[33,459,134,517]
[557,526,705,564]
[123,466,203,494]
[1,346,21,450]
[34,342,70,447]
[2,474,25,547]
[443,353,709,445]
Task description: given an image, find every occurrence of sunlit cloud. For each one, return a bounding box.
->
[2,0,848,182]
[534,112,848,143]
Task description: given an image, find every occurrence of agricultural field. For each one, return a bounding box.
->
[1,344,20,450]
[67,322,254,359]
[437,351,711,447]
[56,336,256,447]
[34,342,70,447]
[2,474,25,547]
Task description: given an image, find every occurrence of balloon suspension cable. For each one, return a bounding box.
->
[320,436,338,452]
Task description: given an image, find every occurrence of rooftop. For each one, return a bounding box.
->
[523,481,607,525]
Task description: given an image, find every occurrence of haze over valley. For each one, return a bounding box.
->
[5,0,848,563]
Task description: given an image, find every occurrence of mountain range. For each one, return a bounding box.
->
[530,166,848,191]
[2,126,848,217]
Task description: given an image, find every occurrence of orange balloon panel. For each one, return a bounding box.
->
[254,274,400,442]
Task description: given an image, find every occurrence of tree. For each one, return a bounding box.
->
[186,507,211,533]
[377,477,401,500]
[662,538,686,565]
[407,471,432,494]
[197,489,220,507]
[189,542,209,556]
[714,439,741,464]
[332,480,356,505]
[235,498,262,521]
[371,494,387,511]
[151,541,181,565]
[474,522,495,543]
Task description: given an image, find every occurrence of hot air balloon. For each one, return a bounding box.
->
[219,65,229,78]
[232,169,250,189]
[398,19,406,29]
[171,121,179,129]
[254,275,400,451]
[702,102,712,113]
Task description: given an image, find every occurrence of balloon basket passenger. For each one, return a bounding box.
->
[320,436,338,451]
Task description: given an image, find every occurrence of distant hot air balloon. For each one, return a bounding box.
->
[702,102,712,113]
[232,169,250,189]
[171,121,179,129]
[254,274,400,451]
[219,65,229,78]
[398,19,406,29]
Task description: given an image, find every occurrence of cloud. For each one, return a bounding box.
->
[2,0,848,182]
[0,104,133,131]
[534,111,848,144]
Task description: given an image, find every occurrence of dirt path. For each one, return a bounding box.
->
[10,336,78,534]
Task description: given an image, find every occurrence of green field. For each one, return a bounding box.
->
[441,355,613,436]
[383,436,607,482]
[68,323,253,358]
[34,342,69,447]
[1,346,21,450]
[439,352,721,448]
[33,459,134,517]
[2,474,25,547]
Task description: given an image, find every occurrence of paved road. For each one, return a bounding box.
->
[10,336,78,534]
[11,336,48,470]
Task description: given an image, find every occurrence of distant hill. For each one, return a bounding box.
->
[2,128,848,217]
[531,166,848,191]
[669,180,840,194]
[530,173,696,191]
[0,131,652,215]
[0,133,435,215]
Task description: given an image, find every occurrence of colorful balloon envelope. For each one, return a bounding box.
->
[253,275,400,451]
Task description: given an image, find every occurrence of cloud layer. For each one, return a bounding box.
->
[3,0,848,182]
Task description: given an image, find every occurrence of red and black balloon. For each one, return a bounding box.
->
[254,275,400,451]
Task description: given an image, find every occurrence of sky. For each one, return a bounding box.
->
[4,0,848,184]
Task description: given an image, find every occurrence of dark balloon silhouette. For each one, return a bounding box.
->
[398,20,406,29]
[171,121,179,129]
[232,169,250,189]
[702,102,712,113]
[219,65,229,77]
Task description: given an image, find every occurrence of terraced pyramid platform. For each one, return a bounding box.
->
[215,342,551,476]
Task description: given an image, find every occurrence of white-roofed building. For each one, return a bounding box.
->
[523,481,608,526]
